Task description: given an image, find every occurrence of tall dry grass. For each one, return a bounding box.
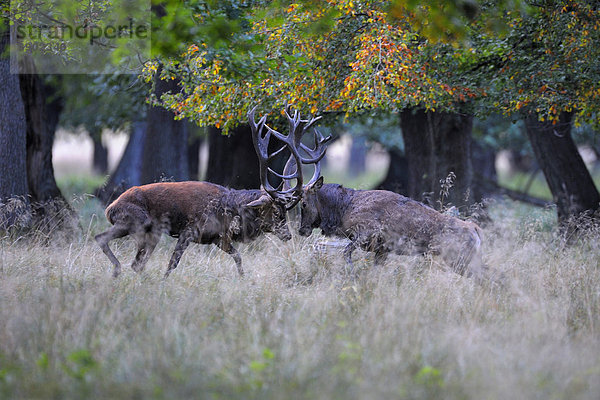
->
[0,199,599,399]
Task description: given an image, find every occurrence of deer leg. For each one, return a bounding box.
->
[95,224,131,278]
[343,241,356,264]
[164,233,192,278]
[131,232,160,273]
[217,240,243,276]
[343,241,357,273]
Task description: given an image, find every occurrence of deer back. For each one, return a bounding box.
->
[105,181,228,234]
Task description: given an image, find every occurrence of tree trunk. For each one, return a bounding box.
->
[377,147,409,194]
[96,121,146,204]
[91,128,108,175]
[18,60,79,237]
[187,135,202,181]
[471,139,497,202]
[141,77,189,184]
[525,112,600,230]
[400,107,474,211]
[205,125,261,189]
[18,65,65,202]
[0,25,29,228]
[348,135,367,176]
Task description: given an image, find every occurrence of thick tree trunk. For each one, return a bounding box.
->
[18,60,79,237]
[205,125,261,189]
[18,65,65,202]
[0,25,30,228]
[525,112,600,229]
[141,78,189,184]
[377,148,409,194]
[400,108,474,211]
[96,121,146,204]
[91,128,108,175]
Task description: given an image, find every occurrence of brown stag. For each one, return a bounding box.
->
[281,118,489,279]
[95,105,323,278]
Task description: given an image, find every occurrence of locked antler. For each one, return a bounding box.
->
[248,104,331,209]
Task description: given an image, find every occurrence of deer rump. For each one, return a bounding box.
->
[301,182,485,277]
[96,181,289,278]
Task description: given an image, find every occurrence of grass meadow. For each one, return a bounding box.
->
[1,196,599,400]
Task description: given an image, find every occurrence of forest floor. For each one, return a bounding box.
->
[2,132,595,398]
[1,194,599,399]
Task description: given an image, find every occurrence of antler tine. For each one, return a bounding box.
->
[280,107,331,208]
[279,105,306,208]
[248,106,280,198]
[249,104,330,210]
[249,105,306,204]
[299,127,332,164]
[299,127,331,187]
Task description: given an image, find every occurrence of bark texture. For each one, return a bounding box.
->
[187,136,202,181]
[18,59,79,237]
[18,61,65,202]
[0,25,30,229]
[141,77,189,184]
[0,27,28,203]
[205,125,262,189]
[525,112,600,229]
[400,108,474,211]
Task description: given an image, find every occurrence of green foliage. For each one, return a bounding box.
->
[150,0,487,133]
[466,0,600,123]
[139,0,600,142]
[58,73,148,135]
[390,0,532,43]
[56,173,107,198]
[10,0,150,74]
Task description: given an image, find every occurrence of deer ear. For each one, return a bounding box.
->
[307,176,323,192]
[314,176,324,190]
[245,194,272,208]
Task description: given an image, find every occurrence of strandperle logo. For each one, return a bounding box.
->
[16,19,149,45]
[10,0,150,74]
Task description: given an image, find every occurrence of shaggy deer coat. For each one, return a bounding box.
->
[96,181,291,277]
[299,178,486,278]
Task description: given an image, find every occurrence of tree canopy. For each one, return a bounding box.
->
[141,0,599,132]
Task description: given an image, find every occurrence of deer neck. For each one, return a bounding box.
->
[223,189,264,240]
[317,184,355,236]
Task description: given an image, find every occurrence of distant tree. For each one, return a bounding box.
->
[95,121,146,204]
[59,74,147,176]
[467,0,600,228]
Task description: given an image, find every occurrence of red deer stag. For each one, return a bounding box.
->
[95,105,320,278]
[298,177,490,279]
[285,124,489,279]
